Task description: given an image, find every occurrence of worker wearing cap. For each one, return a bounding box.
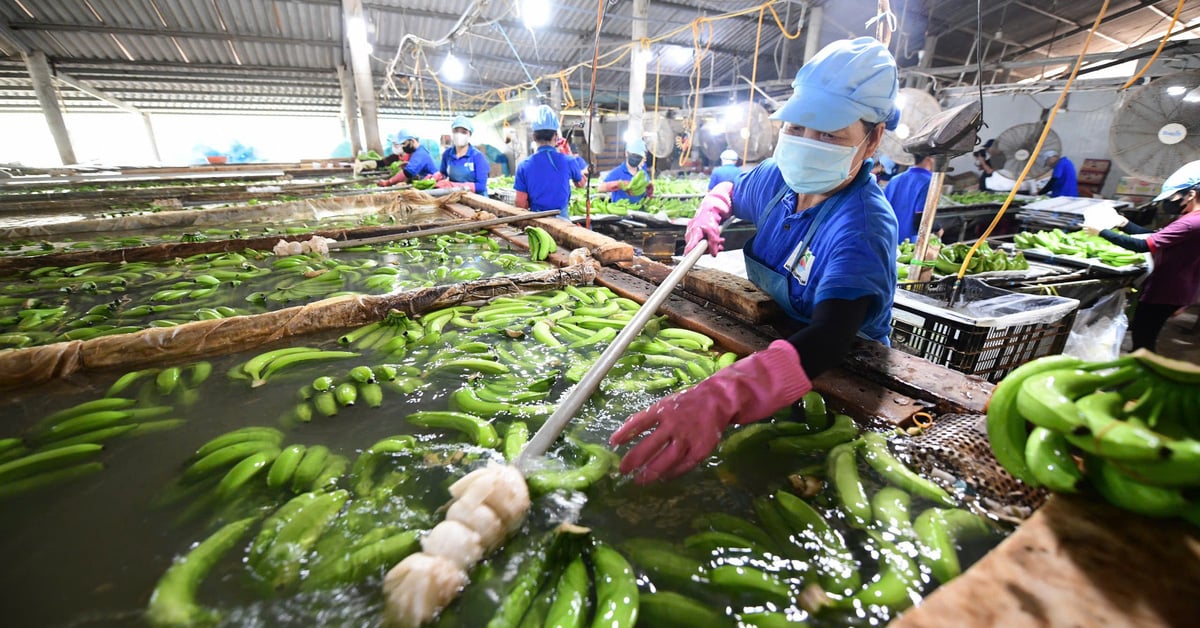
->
[513,106,586,219]
[599,138,654,203]
[434,116,490,194]
[709,149,741,190]
[1083,160,1200,351]
[611,37,900,484]
[885,153,942,244]
[974,139,998,190]
[1038,150,1078,197]
[378,129,439,187]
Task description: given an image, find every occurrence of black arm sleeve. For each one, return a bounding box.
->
[378,154,401,167]
[785,297,871,379]
[1039,178,1052,195]
[1119,220,1153,235]
[1098,229,1150,253]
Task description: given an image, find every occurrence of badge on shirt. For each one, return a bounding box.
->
[784,240,816,286]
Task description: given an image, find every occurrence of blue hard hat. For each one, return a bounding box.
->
[771,37,898,132]
[1154,160,1200,202]
[530,105,559,132]
[450,116,474,134]
[626,138,647,155]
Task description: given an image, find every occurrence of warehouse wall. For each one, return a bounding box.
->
[944,89,1131,198]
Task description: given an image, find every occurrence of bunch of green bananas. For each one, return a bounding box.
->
[987,351,1200,522]
[524,226,557,262]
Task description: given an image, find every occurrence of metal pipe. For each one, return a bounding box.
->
[908,156,948,283]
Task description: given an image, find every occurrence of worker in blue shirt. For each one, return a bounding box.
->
[599,138,653,203]
[884,153,943,244]
[514,106,586,219]
[377,129,439,187]
[1039,150,1078,197]
[434,116,490,194]
[709,149,741,190]
[611,37,900,484]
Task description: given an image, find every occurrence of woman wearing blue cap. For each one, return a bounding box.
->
[378,129,439,187]
[709,149,741,190]
[434,116,490,194]
[513,106,587,219]
[1083,160,1200,351]
[611,38,901,484]
[599,138,654,203]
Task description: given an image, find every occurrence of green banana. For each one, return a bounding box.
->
[183,441,281,483]
[214,450,276,501]
[1066,391,1171,461]
[194,427,283,459]
[1088,456,1191,518]
[860,432,956,507]
[267,444,307,490]
[985,354,1083,484]
[254,350,359,387]
[914,508,993,583]
[0,443,104,483]
[1024,427,1084,493]
[828,440,871,528]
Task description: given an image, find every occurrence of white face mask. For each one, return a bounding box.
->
[773,132,866,194]
[453,132,470,148]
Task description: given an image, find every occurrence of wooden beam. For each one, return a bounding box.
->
[22,50,76,165]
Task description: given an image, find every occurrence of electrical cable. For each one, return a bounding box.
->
[583,0,607,231]
[743,7,766,162]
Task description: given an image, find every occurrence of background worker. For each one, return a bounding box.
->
[610,37,900,484]
[1039,150,1078,197]
[434,116,490,194]
[884,153,943,244]
[377,129,439,187]
[974,139,999,190]
[709,149,742,190]
[513,106,586,220]
[598,138,654,203]
[1083,161,1200,352]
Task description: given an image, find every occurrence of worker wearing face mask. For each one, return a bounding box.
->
[598,138,654,203]
[1083,160,1200,352]
[513,106,587,219]
[378,129,439,187]
[434,116,490,194]
[611,37,900,484]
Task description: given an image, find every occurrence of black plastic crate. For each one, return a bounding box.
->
[890,277,1079,383]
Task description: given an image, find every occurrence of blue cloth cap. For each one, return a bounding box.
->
[391,129,418,144]
[1154,159,1200,202]
[626,138,647,155]
[771,37,898,132]
[531,105,559,132]
[451,116,475,134]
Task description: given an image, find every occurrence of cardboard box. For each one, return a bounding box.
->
[1115,175,1162,196]
[1081,158,1110,172]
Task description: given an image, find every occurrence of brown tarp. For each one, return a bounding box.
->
[0,263,596,390]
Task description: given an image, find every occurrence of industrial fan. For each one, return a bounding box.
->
[562,114,606,164]
[724,102,777,162]
[994,122,1061,179]
[878,88,942,166]
[642,112,677,160]
[1110,70,1200,180]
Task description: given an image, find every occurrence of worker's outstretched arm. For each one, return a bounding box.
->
[611,296,869,484]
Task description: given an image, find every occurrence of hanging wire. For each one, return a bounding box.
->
[1119,0,1186,90]
[742,6,766,162]
[953,0,1114,281]
[583,0,607,231]
[492,20,543,96]
[976,0,986,140]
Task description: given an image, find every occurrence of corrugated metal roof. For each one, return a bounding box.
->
[0,0,1195,115]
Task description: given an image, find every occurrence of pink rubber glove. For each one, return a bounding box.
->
[610,339,812,484]
[431,172,446,182]
[684,181,733,256]
[435,179,455,189]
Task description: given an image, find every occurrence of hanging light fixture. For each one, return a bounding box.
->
[521,0,552,29]
[441,52,464,82]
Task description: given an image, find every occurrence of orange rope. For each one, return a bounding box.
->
[956,0,1113,279]
[1120,0,1185,90]
[742,7,766,162]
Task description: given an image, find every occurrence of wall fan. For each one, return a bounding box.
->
[994,122,1061,179]
[877,88,942,166]
[724,102,777,162]
[1110,70,1200,180]
[642,112,677,160]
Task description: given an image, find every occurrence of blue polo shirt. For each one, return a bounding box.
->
[709,164,741,190]
[732,159,898,343]
[883,166,932,244]
[403,145,438,180]
[604,162,650,203]
[440,145,490,194]
[1046,156,1078,197]
[514,146,585,219]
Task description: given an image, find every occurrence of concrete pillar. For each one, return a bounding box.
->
[803,5,824,64]
[342,0,381,155]
[913,34,937,90]
[141,113,162,163]
[336,64,362,157]
[626,0,649,149]
[23,50,76,165]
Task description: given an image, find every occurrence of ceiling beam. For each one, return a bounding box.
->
[52,71,141,113]
[8,20,336,48]
[999,0,1163,63]
[0,18,32,55]
[929,0,1025,37]
[1012,1,1127,47]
